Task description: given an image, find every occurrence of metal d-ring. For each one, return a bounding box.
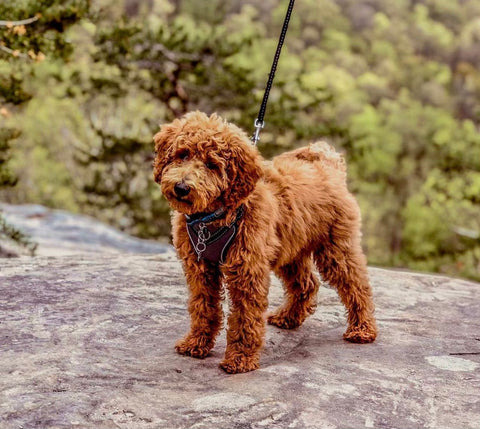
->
[196,241,206,253]
[198,223,211,241]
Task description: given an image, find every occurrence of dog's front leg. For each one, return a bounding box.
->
[220,264,269,373]
[175,257,223,359]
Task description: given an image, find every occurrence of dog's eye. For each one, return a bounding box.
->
[177,150,189,161]
[205,162,217,170]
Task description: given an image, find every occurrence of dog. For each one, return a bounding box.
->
[153,111,377,374]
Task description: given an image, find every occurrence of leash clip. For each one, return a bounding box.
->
[251,119,264,145]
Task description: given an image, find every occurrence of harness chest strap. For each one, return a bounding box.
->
[185,206,244,265]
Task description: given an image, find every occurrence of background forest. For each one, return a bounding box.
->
[1,0,480,280]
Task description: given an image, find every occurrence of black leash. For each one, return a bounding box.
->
[251,0,295,145]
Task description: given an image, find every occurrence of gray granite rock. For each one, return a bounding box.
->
[1,254,479,429]
[0,203,171,256]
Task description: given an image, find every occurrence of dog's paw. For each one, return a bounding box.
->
[219,354,259,374]
[343,324,377,344]
[267,311,303,329]
[175,335,213,359]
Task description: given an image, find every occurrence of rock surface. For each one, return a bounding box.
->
[1,254,479,429]
[0,203,171,256]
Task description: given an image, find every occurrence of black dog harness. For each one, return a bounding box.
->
[185,206,244,264]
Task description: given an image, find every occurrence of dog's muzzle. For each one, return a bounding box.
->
[174,182,191,197]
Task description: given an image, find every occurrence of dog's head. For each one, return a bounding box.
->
[153,111,263,215]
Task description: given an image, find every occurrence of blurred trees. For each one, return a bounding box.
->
[0,0,88,254]
[1,0,480,280]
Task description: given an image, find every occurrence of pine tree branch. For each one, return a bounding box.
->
[0,212,37,255]
[0,16,39,27]
[0,44,29,58]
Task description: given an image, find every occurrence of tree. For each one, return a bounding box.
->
[73,1,266,237]
[2,0,480,280]
[0,0,89,255]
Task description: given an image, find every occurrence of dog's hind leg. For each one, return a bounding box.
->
[268,252,320,329]
[313,237,377,343]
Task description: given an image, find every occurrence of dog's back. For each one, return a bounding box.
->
[273,141,346,181]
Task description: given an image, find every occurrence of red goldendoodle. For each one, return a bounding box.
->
[153,111,377,374]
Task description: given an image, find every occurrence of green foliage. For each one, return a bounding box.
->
[0,0,89,254]
[0,122,27,255]
[0,213,37,256]
[0,0,89,58]
[1,0,480,280]
[0,127,19,188]
[74,92,171,237]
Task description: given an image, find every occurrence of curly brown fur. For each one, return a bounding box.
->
[153,111,377,374]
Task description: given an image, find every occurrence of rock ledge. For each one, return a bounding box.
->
[1,254,479,429]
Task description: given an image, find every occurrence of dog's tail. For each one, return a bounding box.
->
[288,141,346,175]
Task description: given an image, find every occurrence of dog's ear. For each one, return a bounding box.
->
[152,123,177,184]
[223,138,263,205]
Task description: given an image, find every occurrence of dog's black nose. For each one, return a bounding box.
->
[174,182,190,197]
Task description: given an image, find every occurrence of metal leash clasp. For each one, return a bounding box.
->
[251,119,264,145]
[195,222,211,261]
